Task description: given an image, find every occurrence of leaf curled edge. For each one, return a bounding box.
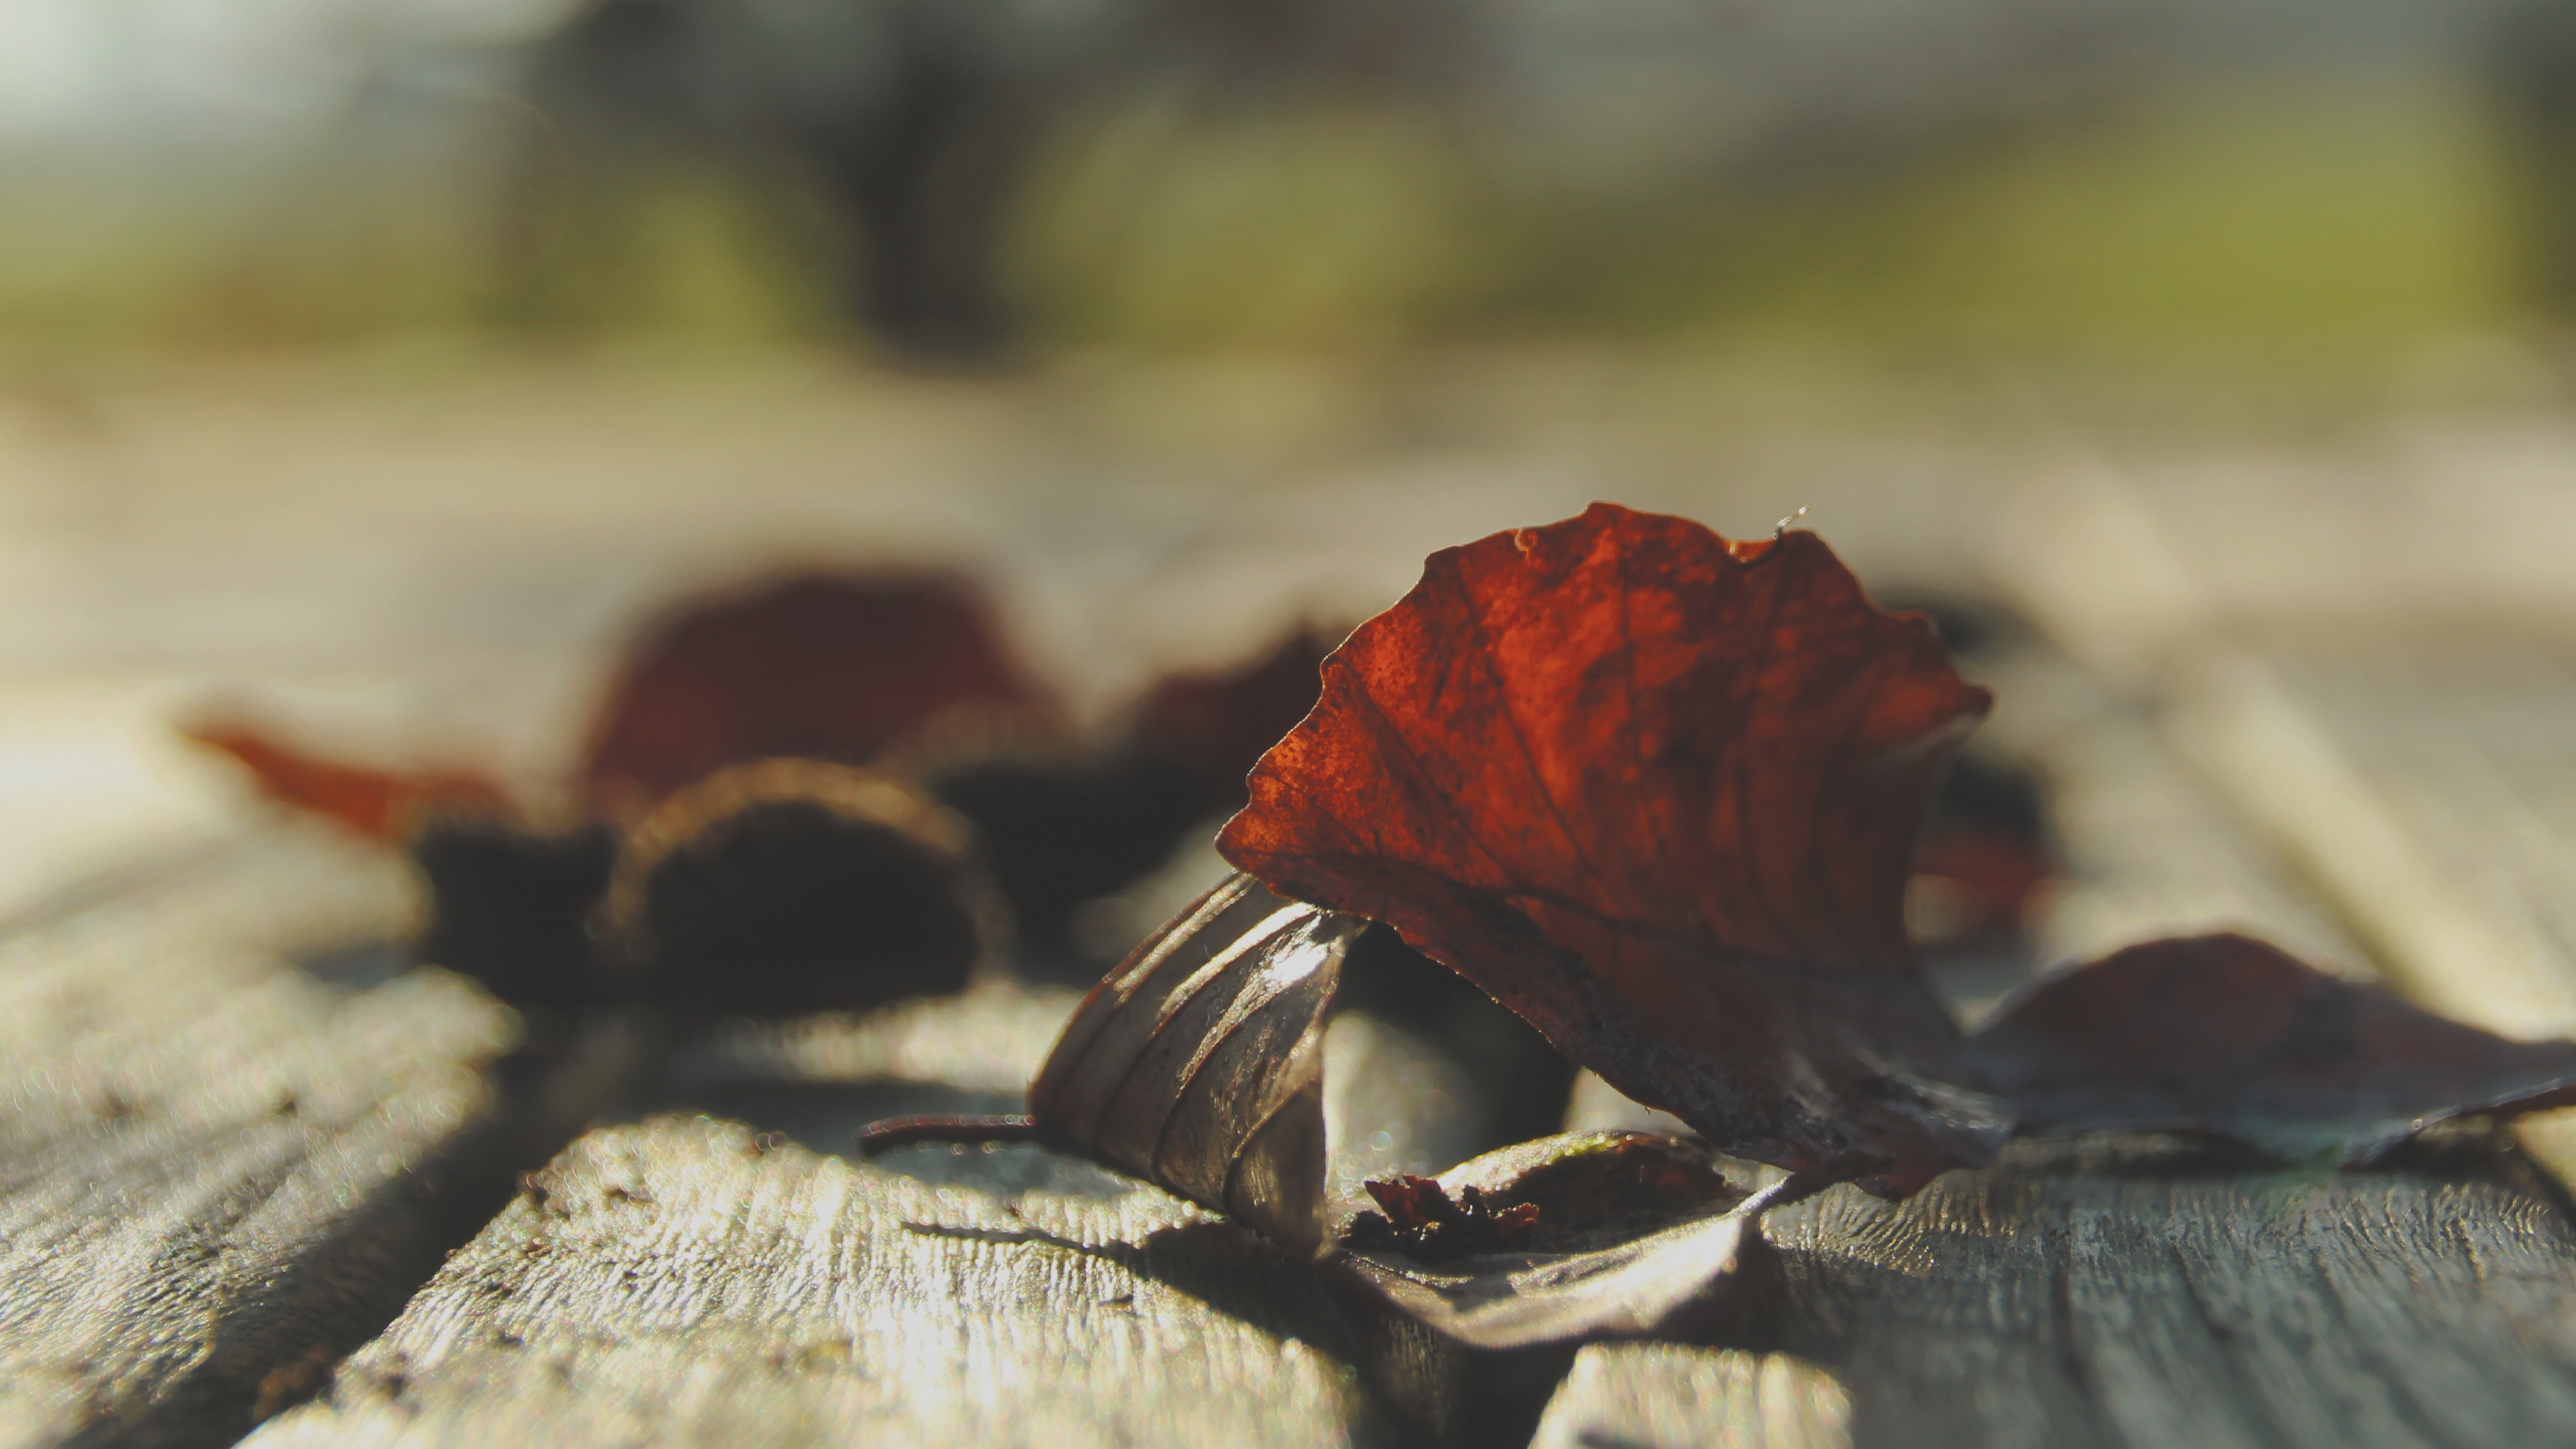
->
[1027,874,1358,1256]
[1024,880,1863,1349]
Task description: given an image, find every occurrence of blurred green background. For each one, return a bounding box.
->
[2,0,2564,372]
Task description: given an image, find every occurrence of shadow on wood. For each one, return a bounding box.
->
[1753,1135,2576,1449]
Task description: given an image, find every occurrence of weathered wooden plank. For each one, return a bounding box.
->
[1558,634,2563,1449]
[1529,1343,1851,1449]
[244,1113,1422,1448]
[1759,1136,2576,1449]
[2018,709,2372,983]
[249,966,1523,1449]
[1998,463,2576,1171]
[0,824,626,1449]
[2169,649,2576,1033]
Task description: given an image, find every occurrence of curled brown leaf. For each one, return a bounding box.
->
[1026,874,1357,1255]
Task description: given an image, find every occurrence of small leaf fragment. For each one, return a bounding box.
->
[1346,1175,1542,1259]
[1333,1131,1799,1351]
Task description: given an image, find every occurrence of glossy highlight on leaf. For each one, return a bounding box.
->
[1219,502,2008,1189]
[1968,934,2576,1163]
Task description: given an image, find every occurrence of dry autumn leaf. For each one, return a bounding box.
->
[186,570,1340,1009]
[1008,871,1840,1348]
[182,715,509,840]
[1217,502,2010,1191]
[583,571,1061,814]
[905,502,2576,1353]
[1026,874,1351,1254]
[1971,934,2576,1162]
[1205,502,2576,1195]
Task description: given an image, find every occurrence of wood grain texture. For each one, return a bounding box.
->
[236,628,2576,1449]
[2024,713,2370,984]
[245,1114,1423,1448]
[2170,649,2576,1033]
[2001,460,2576,1182]
[1582,648,2576,1449]
[0,823,621,1449]
[1757,1135,2576,1449]
[1530,1343,1851,1449]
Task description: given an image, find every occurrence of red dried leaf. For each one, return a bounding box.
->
[1969,934,2576,1162]
[1361,1174,1450,1229]
[582,572,1060,812]
[1219,503,2007,1189]
[183,716,509,840]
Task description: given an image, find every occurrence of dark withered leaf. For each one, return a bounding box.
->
[413,816,617,1011]
[927,626,1336,955]
[1331,1131,1800,1352]
[1027,873,1358,1255]
[1345,1175,1542,1259]
[1967,934,2576,1162]
[1022,882,1817,1349]
[1218,503,2010,1191]
[927,749,1220,957]
[603,759,1000,1019]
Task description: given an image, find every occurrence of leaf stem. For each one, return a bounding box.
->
[854,1113,1042,1156]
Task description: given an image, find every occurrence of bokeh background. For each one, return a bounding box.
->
[6,0,2576,950]
[10,0,2574,357]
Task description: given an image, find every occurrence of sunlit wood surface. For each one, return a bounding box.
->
[10,350,2576,1446]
